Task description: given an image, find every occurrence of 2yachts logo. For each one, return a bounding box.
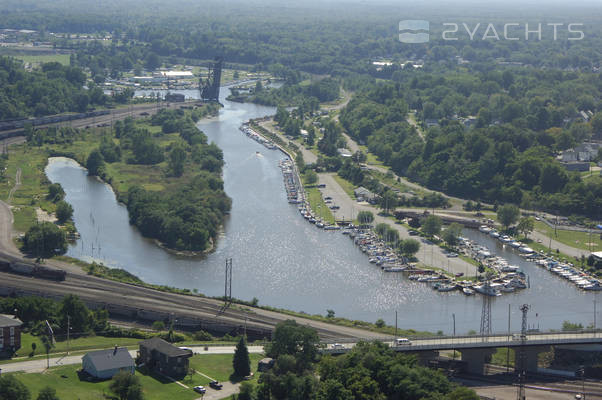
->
[398,20,430,43]
[399,20,585,43]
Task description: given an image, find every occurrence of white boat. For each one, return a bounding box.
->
[437,284,457,292]
[499,235,512,243]
[383,266,406,272]
[479,225,492,233]
[518,246,534,254]
[474,284,501,296]
[510,241,522,248]
[463,287,475,295]
[489,231,500,238]
[500,264,520,272]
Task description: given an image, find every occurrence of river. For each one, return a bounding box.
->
[45,87,599,335]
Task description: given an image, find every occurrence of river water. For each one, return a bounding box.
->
[45,88,599,335]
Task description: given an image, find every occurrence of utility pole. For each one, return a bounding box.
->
[67,315,70,355]
[517,304,529,400]
[452,313,456,337]
[507,304,511,373]
[395,310,398,338]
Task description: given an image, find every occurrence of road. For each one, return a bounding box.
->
[0,345,265,374]
[318,173,476,277]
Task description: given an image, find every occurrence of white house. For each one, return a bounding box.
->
[82,347,135,379]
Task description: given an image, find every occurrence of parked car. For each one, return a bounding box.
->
[408,230,419,236]
[209,381,223,390]
[194,386,206,394]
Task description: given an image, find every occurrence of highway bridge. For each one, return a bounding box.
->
[322,331,602,374]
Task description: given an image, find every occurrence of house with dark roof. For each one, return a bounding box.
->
[82,347,135,379]
[0,314,23,357]
[138,337,192,378]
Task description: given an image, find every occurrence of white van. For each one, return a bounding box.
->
[395,338,411,346]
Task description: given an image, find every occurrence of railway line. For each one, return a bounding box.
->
[0,269,381,340]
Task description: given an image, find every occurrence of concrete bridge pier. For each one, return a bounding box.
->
[461,348,497,374]
[413,350,439,366]
[514,346,550,374]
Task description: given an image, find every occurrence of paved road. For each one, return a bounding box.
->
[0,345,265,373]
[318,173,476,277]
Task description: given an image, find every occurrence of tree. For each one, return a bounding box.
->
[238,382,255,400]
[400,239,420,257]
[379,190,397,214]
[0,375,30,400]
[422,215,442,237]
[46,183,65,202]
[55,201,73,223]
[357,211,374,225]
[304,170,318,185]
[442,223,463,247]
[36,387,59,400]
[152,321,165,331]
[31,342,37,355]
[517,216,535,239]
[22,222,67,258]
[447,387,480,400]
[266,320,319,369]
[497,204,520,230]
[233,336,251,378]
[59,294,93,334]
[110,371,143,400]
[168,145,186,177]
[326,309,335,318]
[86,149,105,176]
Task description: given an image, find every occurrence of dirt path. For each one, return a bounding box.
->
[0,168,22,256]
[7,167,21,203]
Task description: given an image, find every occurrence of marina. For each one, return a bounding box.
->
[45,87,601,334]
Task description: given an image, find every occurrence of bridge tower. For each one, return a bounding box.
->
[517,304,529,400]
[480,281,492,336]
[200,57,223,102]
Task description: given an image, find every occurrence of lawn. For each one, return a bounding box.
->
[305,186,335,224]
[189,353,265,382]
[11,351,265,399]
[13,333,143,358]
[534,221,601,252]
[12,365,197,400]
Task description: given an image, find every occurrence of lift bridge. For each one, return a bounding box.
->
[200,57,223,102]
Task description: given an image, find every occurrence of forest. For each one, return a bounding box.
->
[340,70,602,219]
[0,57,108,119]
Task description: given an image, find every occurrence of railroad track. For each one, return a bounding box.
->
[0,270,377,340]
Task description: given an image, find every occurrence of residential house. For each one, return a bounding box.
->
[0,314,22,357]
[82,347,135,379]
[138,337,192,378]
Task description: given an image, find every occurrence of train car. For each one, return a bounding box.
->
[9,262,35,276]
[0,259,11,271]
[33,265,67,281]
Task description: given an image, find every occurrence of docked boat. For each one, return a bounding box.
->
[383,266,406,272]
[474,284,501,296]
[510,241,522,248]
[437,284,457,292]
[489,230,500,238]
[479,225,492,233]
[518,246,534,254]
[463,287,475,296]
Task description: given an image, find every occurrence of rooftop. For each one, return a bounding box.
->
[139,337,192,358]
[0,314,22,328]
[84,347,133,371]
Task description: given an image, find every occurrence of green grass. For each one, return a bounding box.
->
[189,353,264,382]
[12,365,197,400]
[332,175,356,199]
[305,187,335,224]
[12,333,144,359]
[534,221,601,252]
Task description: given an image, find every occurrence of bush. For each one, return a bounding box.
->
[194,330,214,341]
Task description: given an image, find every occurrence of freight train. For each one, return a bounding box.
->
[0,258,66,281]
[0,110,110,133]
